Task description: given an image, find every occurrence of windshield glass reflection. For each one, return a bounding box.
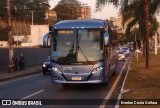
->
[51,29,103,64]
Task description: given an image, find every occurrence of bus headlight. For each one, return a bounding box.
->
[92,67,103,74]
[52,67,62,73]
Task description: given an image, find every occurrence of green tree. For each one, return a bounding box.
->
[0,0,50,41]
[121,0,159,56]
[0,0,7,20]
[0,0,50,23]
[96,0,160,68]
[54,0,81,20]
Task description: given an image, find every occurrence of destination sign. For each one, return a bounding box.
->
[58,30,74,34]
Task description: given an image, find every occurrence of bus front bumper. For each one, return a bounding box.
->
[51,72,106,84]
[51,79,104,84]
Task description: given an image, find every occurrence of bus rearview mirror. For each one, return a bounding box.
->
[104,32,109,46]
[43,32,52,47]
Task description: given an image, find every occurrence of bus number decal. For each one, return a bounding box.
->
[63,67,72,70]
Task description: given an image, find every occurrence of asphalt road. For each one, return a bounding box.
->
[0,57,131,108]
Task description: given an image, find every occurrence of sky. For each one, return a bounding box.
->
[49,0,119,20]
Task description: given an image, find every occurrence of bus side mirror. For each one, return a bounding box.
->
[104,32,109,46]
[43,32,52,47]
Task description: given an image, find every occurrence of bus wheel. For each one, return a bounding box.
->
[62,84,69,87]
[101,81,108,87]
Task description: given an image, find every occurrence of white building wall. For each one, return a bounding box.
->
[31,25,49,46]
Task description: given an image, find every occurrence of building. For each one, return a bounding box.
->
[109,12,130,44]
[79,5,91,19]
[110,16,124,34]
[45,10,57,20]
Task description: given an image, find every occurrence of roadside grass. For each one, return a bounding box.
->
[120,51,160,108]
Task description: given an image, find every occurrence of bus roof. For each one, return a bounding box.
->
[52,19,106,30]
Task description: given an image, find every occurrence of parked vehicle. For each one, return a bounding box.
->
[122,47,130,56]
[42,56,51,75]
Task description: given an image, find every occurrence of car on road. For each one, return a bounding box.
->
[42,56,51,75]
[122,47,130,56]
[117,50,126,61]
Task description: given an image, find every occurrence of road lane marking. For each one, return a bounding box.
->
[115,57,132,108]
[0,73,41,86]
[21,89,44,99]
[99,58,129,108]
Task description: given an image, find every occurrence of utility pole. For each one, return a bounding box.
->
[7,0,14,72]
[31,11,34,25]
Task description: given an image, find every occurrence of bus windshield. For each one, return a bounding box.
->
[51,29,103,64]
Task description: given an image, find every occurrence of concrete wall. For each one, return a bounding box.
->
[0,47,50,71]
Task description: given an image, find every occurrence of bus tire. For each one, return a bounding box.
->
[101,81,108,87]
[62,84,69,87]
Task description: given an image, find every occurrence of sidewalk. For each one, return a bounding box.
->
[0,65,42,82]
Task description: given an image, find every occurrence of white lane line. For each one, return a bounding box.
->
[115,57,132,108]
[21,89,44,99]
[99,59,128,108]
[0,74,41,86]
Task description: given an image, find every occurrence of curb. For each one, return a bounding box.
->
[0,69,42,82]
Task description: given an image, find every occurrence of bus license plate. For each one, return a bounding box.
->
[72,77,81,80]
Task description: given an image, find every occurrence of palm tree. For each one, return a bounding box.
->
[121,0,159,57]
[96,0,160,68]
[143,0,149,67]
[121,1,144,55]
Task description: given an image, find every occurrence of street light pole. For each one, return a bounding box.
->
[7,0,14,72]
[31,11,34,25]
[135,27,138,62]
[154,33,158,55]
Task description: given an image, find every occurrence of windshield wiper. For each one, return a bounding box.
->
[77,46,90,62]
[77,31,90,62]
